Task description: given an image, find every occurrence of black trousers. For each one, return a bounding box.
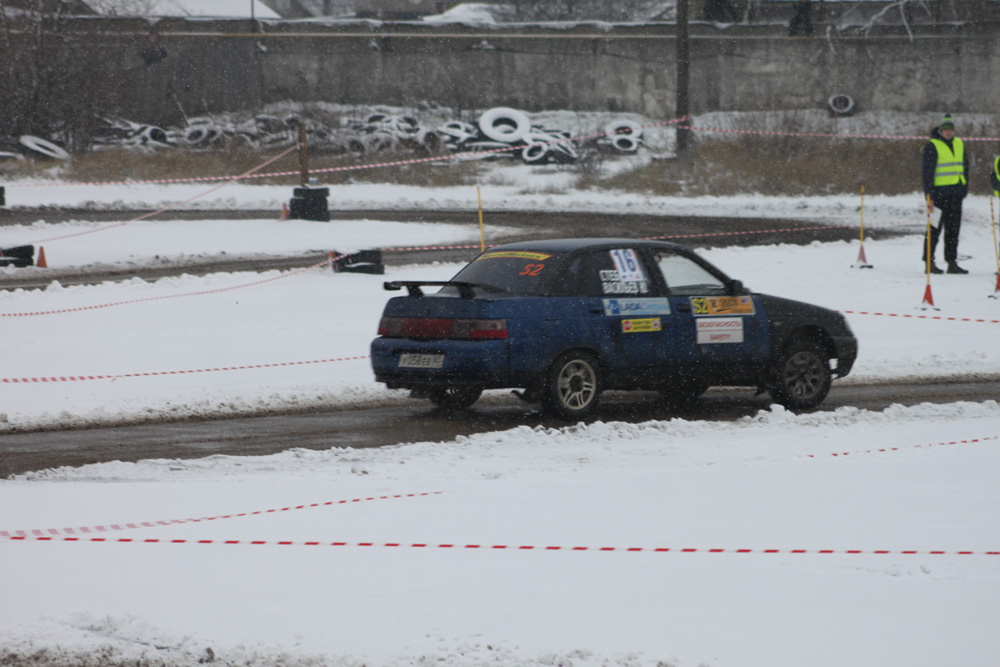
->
[924,195,964,263]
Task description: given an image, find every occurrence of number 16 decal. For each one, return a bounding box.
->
[610,249,644,282]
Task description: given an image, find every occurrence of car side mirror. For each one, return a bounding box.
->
[727,279,747,295]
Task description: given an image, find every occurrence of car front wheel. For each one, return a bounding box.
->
[769,340,832,410]
[544,352,602,420]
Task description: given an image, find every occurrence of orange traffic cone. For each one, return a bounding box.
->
[36,245,47,268]
[280,203,290,220]
[854,244,872,269]
[921,283,935,307]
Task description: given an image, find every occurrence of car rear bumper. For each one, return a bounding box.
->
[371,337,510,389]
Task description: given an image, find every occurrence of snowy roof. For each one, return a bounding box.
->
[81,0,281,18]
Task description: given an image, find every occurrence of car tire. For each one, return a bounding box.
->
[827,94,856,117]
[428,386,483,411]
[611,135,639,154]
[521,134,550,163]
[18,135,70,160]
[604,119,643,140]
[543,351,602,420]
[769,339,832,410]
[478,107,531,143]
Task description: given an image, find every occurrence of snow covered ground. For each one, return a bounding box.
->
[2,176,1000,666]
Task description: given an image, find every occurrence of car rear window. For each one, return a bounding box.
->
[444,250,564,296]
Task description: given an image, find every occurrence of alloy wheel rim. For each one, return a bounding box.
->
[784,351,824,398]
[558,360,596,409]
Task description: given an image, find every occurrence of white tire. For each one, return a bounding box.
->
[521,134,551,163]
[827,94,856,117]
[604,119,643,140]
[611,135,639,153]
[478,107,531,143]
[438,121,478,143]
[18,135,70,160]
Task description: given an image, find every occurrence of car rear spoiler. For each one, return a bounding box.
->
[383,281,479,298]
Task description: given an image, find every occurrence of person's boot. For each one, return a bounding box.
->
[947,261,968,274]
[925,260,943,274]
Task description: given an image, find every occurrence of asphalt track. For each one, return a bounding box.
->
[2,207,991,477]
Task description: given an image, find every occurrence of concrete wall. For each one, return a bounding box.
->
[15,19,999,127]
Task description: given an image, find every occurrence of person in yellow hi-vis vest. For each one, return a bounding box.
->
[922,114,969,274]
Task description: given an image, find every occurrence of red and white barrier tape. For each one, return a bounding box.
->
[0,492,441,539]
[31,144,302,244]
[804,435,999,459]
[0,254,340,318]
[643,224,848,241]
[5,436,997,553]
[0,353,369,384]
[682,124,1000,143]
[840,309,1000,325]
[380,242,496,252]
[3,536,996,555]
[2,224,856,319]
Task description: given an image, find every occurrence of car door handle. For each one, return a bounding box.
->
[676,302,691,313]
[589,307,603,314]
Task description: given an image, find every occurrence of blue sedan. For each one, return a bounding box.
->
[371,238,857,418]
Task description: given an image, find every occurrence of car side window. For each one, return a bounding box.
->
[548,254,587,296]
[655,252,726,295]
[578,248,652,297]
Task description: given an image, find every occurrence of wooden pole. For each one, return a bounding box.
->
[925,194,933,283]
[859,185,865,246]
[298,123,309,188]
[477,187,486,252]
[675,0,691,166]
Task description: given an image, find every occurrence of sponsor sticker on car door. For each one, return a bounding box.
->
[696,317,743,344]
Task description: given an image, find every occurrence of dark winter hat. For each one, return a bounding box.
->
[939,114,955,130]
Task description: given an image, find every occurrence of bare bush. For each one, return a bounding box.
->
[0,1,121,149]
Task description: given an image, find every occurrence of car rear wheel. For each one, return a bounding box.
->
[427,386,483,411]
[769,340,832,410]
[544,352,602,420]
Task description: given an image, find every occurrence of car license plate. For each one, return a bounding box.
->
[398,353,445,369]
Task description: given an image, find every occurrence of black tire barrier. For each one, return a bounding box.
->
[332,249,384,274]
[289,194,329,222]
[293,187,330,198]
[828,94,856,117]
[0,245,36,268]
[0,186,5,207]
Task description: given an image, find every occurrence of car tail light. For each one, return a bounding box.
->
[378,317,507,340]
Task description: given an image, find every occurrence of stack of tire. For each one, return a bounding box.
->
[439,107,578,165]
[601,120,643,154]
[93,119,172,151]
[341,114,441,155]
